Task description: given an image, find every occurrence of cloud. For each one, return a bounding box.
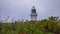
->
[0,0,60,20]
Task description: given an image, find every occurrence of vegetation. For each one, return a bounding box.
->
[0,16,60,34]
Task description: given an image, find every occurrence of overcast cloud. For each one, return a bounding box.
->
[0,0,60,21]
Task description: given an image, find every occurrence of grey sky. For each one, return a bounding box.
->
[0,0,60,21]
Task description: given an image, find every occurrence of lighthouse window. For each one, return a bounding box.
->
[32,9,36,13]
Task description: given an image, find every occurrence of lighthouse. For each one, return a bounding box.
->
[30,6,37,21]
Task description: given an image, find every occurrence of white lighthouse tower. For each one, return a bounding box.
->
[30,6,37,21]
